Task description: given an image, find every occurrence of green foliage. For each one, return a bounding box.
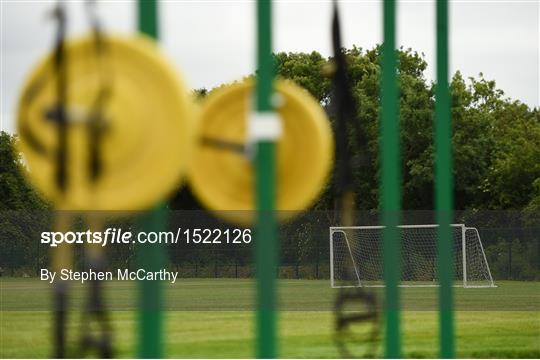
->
[0,131,47,210]
[275,51,331,102]
[272,48,539,212]
[485,239,540,281]
[482,105,540,209]
[0,132,48,273]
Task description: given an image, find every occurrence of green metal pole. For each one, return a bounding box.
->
[138,0,158,38]
[380,0,401,358]
[136,204,166,358]
[255,0,277,358]
[137,1,164,358]
[435,0,455,358]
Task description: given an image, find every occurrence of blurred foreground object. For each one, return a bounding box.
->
[189,78,334,225]
[17,34,195,211]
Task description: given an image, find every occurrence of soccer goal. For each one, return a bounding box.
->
[330,224,495,288]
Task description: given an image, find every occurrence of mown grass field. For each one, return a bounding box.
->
[1,278,539,358]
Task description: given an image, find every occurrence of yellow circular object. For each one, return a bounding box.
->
[17,34,195,211]
[188,78,334,225]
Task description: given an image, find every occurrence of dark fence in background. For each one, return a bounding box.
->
[167,245,331,280]
[482,228,540,280]
[1,210,538,280]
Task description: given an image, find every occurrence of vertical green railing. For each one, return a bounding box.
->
[435,0,455,357]
[138,0,158,39]
[255,0,277,358]
[137,1,164,358]
[136,205,166,358]
[380,0,401,358]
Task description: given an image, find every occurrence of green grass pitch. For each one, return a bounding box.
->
[1,279,539,358]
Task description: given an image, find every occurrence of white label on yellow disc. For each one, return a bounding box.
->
[248,112,283,141]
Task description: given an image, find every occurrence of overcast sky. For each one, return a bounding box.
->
[1,0,538,133]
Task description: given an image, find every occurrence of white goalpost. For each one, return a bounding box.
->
[329,224,496,288]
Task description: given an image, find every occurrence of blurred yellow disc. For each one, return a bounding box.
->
[17,34,195,211]
[188,78,334,225]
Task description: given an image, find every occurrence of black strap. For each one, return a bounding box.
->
[50,6,69,358]
[334,288,379,358]
[85,0,111,183]
[77,2,114,358]
[331,1,355,204]
[201,136,246,154]
[21,0,111,189]
[78,254,113,358]
[18,2,112,357]
[331,1,370,209]
[53,280,68,358]
[51,2,68,193]
[330,3,379,357]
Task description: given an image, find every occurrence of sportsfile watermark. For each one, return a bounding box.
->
[1,210,538,311]
[41,227,252,247]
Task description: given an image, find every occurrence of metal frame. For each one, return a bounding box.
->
[329,224,496,288]
[462,225,467,288]
[464,227,497,288]
[329,229,362,288]
[329,227,334,288]
[330,224,465,230]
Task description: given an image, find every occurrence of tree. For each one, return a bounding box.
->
[273,48,539,212]
[0,131,47,210]
[0,131,48,274]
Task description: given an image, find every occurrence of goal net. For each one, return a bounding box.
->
[330,224,495,288]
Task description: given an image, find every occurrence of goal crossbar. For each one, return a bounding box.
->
[330,224,465,230]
